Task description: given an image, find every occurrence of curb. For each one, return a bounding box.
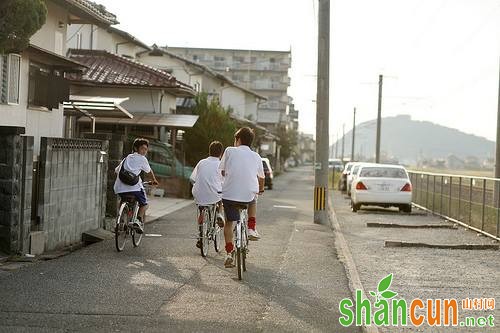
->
[328,193,379,333]
[366,222,458,229]
[385,240,499,250]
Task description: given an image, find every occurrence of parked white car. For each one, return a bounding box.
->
[351,164,412,213]
[347,162,363,196]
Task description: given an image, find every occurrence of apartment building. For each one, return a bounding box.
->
[167,47,291,131]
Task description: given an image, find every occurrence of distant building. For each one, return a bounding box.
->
[167,46,292,131]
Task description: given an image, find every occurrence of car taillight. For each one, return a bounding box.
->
[356,182,367,190]
[401,183,412,192]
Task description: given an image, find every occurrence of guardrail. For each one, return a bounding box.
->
[408,171,500,241]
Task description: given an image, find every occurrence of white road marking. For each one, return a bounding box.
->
[145,234,163,237]
[273,205,297,209]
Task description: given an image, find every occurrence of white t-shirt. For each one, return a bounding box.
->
[190,156,222,205]
[113,153,152,194]
[219,145,265,202]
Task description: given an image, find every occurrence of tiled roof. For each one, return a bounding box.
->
[54,0,118,25]
[67,49,194,95]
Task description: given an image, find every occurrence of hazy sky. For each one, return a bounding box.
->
[93,0,499,142]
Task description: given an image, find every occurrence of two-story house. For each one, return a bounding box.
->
[0,0,119,155]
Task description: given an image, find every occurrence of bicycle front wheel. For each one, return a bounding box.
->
[115,203,129,252]
[132,218,144,247]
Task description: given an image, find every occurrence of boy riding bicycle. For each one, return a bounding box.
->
[219,127,265,268]
[190,141,225,249]
[114,138,159,234]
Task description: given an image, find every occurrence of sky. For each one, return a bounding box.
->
[93,0,500,142]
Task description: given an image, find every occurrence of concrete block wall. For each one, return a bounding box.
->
[38,138,107,251]
[0,127,25,254]
[82,133,122,223]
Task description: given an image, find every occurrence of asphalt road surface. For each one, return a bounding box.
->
[0,166,357,333]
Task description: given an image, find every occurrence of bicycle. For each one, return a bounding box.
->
[115,181,152,252]
[197,203,223,257]
[232,204,249,280]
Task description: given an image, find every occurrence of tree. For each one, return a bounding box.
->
[277,126,298,162]
[184,93,237,166]
[0,0,47,53]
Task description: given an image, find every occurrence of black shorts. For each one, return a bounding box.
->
[222,199,255,222]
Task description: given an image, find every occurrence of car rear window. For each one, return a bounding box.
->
[346,164,353,172]
[359,167,407,178]
[352,165,360,174]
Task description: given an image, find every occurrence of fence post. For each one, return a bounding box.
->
[426,174,429,209]
[449,176,453,218]
[482,179,486,231]
[469,178,473,225]
[458,177,462,220]
[440,175,444,215]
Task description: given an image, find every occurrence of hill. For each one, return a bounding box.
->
[332,115,495,165]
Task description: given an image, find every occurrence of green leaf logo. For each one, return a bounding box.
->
[378,273,393,292]
[369,274,398,303]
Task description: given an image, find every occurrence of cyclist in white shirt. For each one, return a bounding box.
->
[114,138,159,233]
[219,127,265,268]
[190,141,225,249]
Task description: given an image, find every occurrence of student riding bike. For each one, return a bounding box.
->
[219,127,265,268]
[113,138,159,234]
[190,141,225,249]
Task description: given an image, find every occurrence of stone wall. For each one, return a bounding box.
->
[0,127,25,254]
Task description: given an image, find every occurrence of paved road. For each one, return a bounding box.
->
[0,167,357,333]
[332,191,500,333]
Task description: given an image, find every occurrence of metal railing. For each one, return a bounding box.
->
[409,171,500,241]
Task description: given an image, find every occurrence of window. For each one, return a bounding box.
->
[28,62,69,110]
[269,57,276,63]
[0,54,21,105]
[233,56,244,63]
[192,55,199,61]
[214,56,225,61]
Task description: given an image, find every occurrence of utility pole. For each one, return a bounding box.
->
[341,123,345,162]
[314,0,330,225]
[351,107,356,161]
[375,74,383,163]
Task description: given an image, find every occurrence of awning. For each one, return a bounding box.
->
[63,95,133,119]
[25,44,87,72]
[78,113,199,128]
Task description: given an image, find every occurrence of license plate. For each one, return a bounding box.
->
[379,184,390,191]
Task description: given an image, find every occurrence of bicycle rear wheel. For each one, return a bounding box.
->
[115,203,129,252]
[200,209,209,257]
[242,226,247,272]
[213,224,222,252]
[132,214,144,247]
[236,247,243,280]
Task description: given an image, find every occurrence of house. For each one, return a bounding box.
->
[137,45,267,122]
[66,48,196,141]
[0,0,118,155]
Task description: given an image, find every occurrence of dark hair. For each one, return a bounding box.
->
[234,127,254,146]
[132,138,149,152]
[209,141,223,157]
